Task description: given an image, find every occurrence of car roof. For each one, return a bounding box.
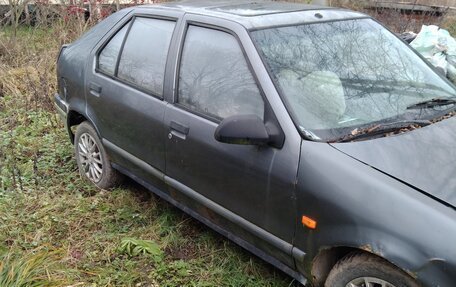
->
[140,0,368,30]
[154,0,325,16]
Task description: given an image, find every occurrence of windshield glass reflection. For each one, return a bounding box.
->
[252,19,456,141]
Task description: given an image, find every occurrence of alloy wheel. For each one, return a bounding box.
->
[78,133,103,183]
[346,277,397,287]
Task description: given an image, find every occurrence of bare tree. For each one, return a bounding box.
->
[7,0,31,43]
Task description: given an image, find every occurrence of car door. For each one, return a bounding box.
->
[85,10,180,174]
[164,15,302,268]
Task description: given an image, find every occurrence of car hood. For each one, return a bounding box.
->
[330,117,456,208]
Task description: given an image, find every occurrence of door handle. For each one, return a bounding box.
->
[169,121,189,140]
[89,82,102,97]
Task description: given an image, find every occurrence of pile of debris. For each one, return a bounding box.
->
[402,25,456,83]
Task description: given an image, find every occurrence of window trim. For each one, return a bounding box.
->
[95,14,178,100]
[113,16,135,77]
[96,18,132,76]
[174,21,268,124]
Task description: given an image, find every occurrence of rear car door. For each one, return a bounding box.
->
[164,15,302,268]
[85,10,180,174]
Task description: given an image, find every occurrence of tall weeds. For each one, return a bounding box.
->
[0,249,64,287]
[0,20,92,192]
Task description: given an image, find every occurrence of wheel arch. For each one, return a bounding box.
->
[309,245,420,287]
[310,246,357,286]
[67,109,100,144]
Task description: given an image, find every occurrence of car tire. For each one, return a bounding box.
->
[74,121,122,189]
[325,252,420,287]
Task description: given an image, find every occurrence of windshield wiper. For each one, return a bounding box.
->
[406,97,456,110]
[336,120,431,143]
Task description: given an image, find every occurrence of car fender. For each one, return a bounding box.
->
[294,140,456,285]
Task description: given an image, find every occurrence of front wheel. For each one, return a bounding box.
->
[74,121,122,189]
[325,252,420,287]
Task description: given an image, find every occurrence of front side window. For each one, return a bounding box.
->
[98,24,129,75]
[178,25,264,120]
[117,17,175,96]
[252,19,456,141]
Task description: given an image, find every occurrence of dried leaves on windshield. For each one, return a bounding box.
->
[340,110,456,142]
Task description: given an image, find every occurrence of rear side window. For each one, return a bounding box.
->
[178,26,264,120]
[98,24,128,75]
[118,17,175,96]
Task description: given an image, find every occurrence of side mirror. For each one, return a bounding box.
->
[214,115,269,145]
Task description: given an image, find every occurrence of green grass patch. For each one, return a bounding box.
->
[0,26,293,286]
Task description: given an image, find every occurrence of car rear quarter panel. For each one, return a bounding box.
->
[295,140,456,286]
[57,8,133,119]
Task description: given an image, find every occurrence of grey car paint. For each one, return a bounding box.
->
[296,140,456,286]
[58,8,134,124]
[55,1,456,286]
[85,9,183,174]
[331,117,456,208]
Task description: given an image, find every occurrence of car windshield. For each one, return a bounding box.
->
[251,18,456,141]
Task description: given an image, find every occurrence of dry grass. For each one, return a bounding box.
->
[0,249,65,287]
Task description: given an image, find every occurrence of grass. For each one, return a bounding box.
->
[442,15,456,36]
[0,25,293,286]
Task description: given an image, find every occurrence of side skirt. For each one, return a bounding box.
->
[112,163,308,286]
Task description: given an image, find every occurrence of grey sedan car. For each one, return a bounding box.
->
[55,1,456,286]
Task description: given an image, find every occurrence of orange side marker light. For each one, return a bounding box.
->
[302,215,317,229]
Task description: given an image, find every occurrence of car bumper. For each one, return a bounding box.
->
[54,93,68,125]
